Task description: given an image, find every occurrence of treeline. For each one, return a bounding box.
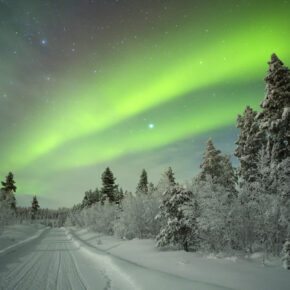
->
[67,54,289,266]
[0,173,69,231]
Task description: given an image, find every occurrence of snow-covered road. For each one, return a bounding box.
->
[0,228,227,290]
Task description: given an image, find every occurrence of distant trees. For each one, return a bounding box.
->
[31,196,40,220]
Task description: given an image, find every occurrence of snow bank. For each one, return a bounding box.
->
[0,223,47,256]
[68,227,290,290]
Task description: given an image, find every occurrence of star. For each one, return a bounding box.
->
[41,39,47,45]
[148,123,154,129]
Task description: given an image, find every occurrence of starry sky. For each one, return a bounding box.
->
[0,0,289,208]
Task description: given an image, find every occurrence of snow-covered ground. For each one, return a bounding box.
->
[0,226,224,290]
[0,224,289,290]
[68,227,290,290]
[0,223,46,255]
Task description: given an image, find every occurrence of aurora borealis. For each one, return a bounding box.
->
[0,0,289,207]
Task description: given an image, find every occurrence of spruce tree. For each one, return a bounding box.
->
[1,172,17,193]
[82,189,101,208]
[136,169,148,194]
[157,167,177,193]
[100,167,118,203]
[257,53,290,164]
[1,172,17,210]
[165,166,176,186]
[156,186,199,252]
[31,196,40,220]
[148,182,156,194]
[199,138,223,181]
[199,139,236,197]
[235,106,266,185]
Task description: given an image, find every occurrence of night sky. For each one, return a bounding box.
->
[0,0,289,207]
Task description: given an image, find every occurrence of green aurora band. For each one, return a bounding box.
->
[0,2,289,196]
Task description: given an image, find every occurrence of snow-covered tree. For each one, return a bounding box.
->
[0,200,14,234]
[235,106,266,185]
[31,196,40,220]
[194,176,235,251]
[165,166,176,186]
[136,169,148,194]
[282,239,290,270]
[157,167,177,194]
[114,191,161,239]
[257,53,290,164]
[81,189,101,208]
[156,186,198,252]
[100,167,118,203]
[199,138,237,196]
[1,172,17,210]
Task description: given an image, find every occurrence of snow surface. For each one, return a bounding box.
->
[68,227,290,290]
[0,223,46,255]
[0,225,289,290]
[0,225,225,290]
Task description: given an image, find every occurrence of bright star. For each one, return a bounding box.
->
[148,123,154,129]
[41,39,47,45]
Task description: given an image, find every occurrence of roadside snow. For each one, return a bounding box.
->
[0,223,47,255]
[68,227,290,290]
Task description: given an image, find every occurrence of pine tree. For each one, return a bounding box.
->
[31,196,40,220]
[156,186,199,252]
[235,106,266,185]
[1,172,17,193]
[1,172,17,210]
[257,53,290,164]
[199,139,236,195]
[165,166,176,186]
[199,138,223,181]
[136,169,148,194]
[148,182,156,194]
[157,167,177,193]
[115,187,124,205]
[82,189,101,208]
[100,167,118,203]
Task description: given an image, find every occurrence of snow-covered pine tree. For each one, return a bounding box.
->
[235,106,266,185]
[199,138,237,197]
[157,167,177,194]
[31,196,40,220]
[1,172,17,210]
[136,169,148,194]
[81,189,101,208]
[165,166,176,186]
[148,182,156,194]
[282,239,290,270]
[199,138,223,182]
[156,186,199,252]
[257,53,290,164]
[100,167,118,203]
[115,187,124,205]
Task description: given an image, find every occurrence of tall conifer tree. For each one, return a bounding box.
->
[136,169,148,194]
[101,167,118,203]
